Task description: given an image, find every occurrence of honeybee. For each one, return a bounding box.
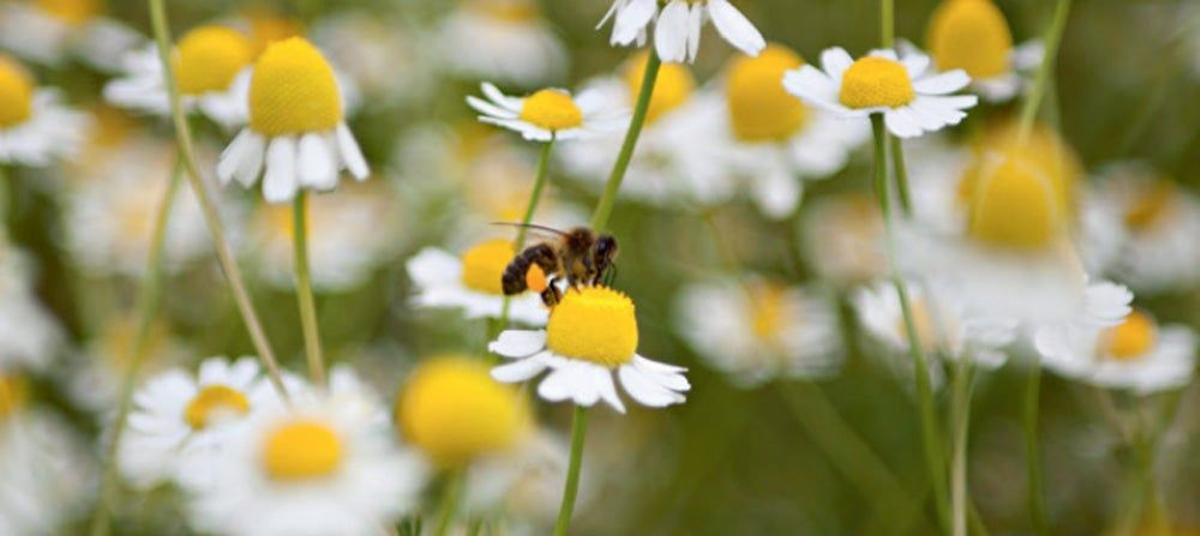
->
[498,224,619,307]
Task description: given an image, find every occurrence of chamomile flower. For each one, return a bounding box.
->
[438,0,567,85]
[312,12,434,104]
[104,26,254,129]
[217,37,368,204]
[674,278,842,387]
[189,371,426,536]
[599,0,766,63]
[0,0,141,71]
[0,54,88,166]
[467,82,627,142]
[783,47,977,138]
[117,356,289,490]
[0,246,62,372]
[406,239,550,325]
[801,192,887,284]
[489,286,690,412]
[1036,309,1195,394]
[921,0,1044,102]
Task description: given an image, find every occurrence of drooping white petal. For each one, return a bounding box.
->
[536,368,574,402]
[820,47,854,82]
[884,108,922,138]
[466,95,519,120]
[491,355,549,383]
[480,82,523,112]
[611,0,658,45]
[617,364,683,407]
[336,122,369,180]
[914,70,971,95]
[707,0,765,57]
[654,0,691,63]
[297,132,338,190]
[488,330,548,358]
[262,136,298,203]
[593,370,626,413]
[232,131,265,188]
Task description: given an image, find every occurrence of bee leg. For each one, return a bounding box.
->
[541,282,563,308]
[601,263,618,287]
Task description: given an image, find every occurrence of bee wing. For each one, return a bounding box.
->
[490,221,569,241]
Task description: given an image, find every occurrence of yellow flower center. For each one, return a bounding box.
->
[172,26,254,96]
[183,384,251,430]
[470,0,540,22]
[1124,180,1177,232]
[838,56,915,109]
[249,37,342,136]
[927,0,1013,79]
[459,239,546,295]
[726,44,809,142]
[959,122,1082,221]
[397,356,531,467]
[244,10,304,57]
[518,89,582,131]
[1100,311,1157,361]
[747,283,787,340]
[967,152,1064,250]
[0,375,29,423]
[0,55,34,129]
[546,286,638,367]
[624,51,695,125]
[35,0,99,26]
[261,419,343,481]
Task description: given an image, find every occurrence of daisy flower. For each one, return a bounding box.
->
[0,0,141,71]
[921,0,1044,102]
[489,286,690,412]
[116,356,292,490]
[189,368,426,536]
[0,54,88,166]
[438,0,567,85]
[217,37,368,204]
[674,278,842,387]
[599,0,766,63]
[0,246,63,372]
[801,192,887,285]
[783,47,978,138]
[312,12,435,105]
[406,238,550,325]
[1036,309,1195,394]
[104,26,254,129]
[467,82,627,142]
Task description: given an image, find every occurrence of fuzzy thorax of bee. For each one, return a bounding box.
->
[546,286,639,368]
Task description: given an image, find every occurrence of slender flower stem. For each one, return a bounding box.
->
[880,0,895,48]
[890,137,913,216]
[589,50,661,232]
[870,115,950,532]
[950,358,975,536]
[145,0,289,398]
[88,157,184,536]
[1017,0,1073,144]
[293,191,326,385]
[1023,366,1049,536]
[433,469,465,536]
[554,406,590,536]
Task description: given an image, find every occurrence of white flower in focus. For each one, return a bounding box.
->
[599,0,766,63]
[439,0,567,85]
[217,37,369,204]
[0,247,62,372]
[407,240,550,326]
[467,83,627,142]
[919,0,1043,102]
[675,279,842,387]
[490,286,690,412]
[0,54,88,166]
[784,47,977,138]
[0,0,141,71]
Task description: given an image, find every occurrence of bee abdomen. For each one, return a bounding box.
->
[501,258,531,295]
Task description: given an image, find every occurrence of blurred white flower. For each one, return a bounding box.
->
[0,246,62,372]
[438,0,567,85]
[599,0,765,63]
[915,0,1043,103]
[0,0,141,71]
[312,12,435,105]
[0,54,88,166]
[467,83,627,142]
[0,403,96,536]
[67,314,192,412]
[801,192,886,284]
[407,239,549,325]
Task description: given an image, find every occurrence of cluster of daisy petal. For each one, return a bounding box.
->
[0,0,1197,533]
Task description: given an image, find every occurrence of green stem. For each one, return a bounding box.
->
[880,0,894,48]
[145,0,289,399]
[88,157,184,536]
[553,406,590,536]
[1016,0,1073,144]
[891,136,912,216]
[0,165,9,227]
[1023,367,1049,536]
[950,358,975,536]
[433,469,465,536]
[293,191,325,385]
[589,50,661,232]
[871,114,950,533]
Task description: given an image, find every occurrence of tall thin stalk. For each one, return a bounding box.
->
[950,358,975,536]
[553,406,590,536]
[1017,0,1073,144]
[293,191,325,385]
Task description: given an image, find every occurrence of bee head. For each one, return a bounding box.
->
[594,234,618,261]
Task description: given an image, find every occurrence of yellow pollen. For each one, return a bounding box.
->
[838,56,915,109]
[0,374,29,422]
[546,286,639,367]
[624,51,695,125]
[184,384,251,430]
[249,37,342,136]
[0,55,34,129]
[967,152,1063,250]
[726,44,809,142]
[35,0,100,26]
[1100,311,1157,361]
[460,239,516,295]
[927,0,1014,79]
[1125,180,1177,232]
[172,26,254,96]
[261,419,344,481]
[518,89,583,131]
[748,283,787,340]
[397,356,532,467]
[959,122,1082,220]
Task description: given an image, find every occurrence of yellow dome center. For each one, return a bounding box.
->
[546,286,638,367]
[244,11,304,56]
[838,56,915,109]
[249,37,342,136]
[261,419,343,481]
[959,122,1082,221]
[184,384,251,430]
[35,0,99,26]
[0,375,29,423]
[518,89,582,131]
[1100,311,1157,361]
[967,152,1063,250]
[927,0,1013,79]
[0,56,34,129]
[624,51,695,125]
[1124,180,1177,232]
[748,283,787,340]
[172,26,254,96]
[726,44,809,142]
[461,239,509,294]
[397,356,532,467]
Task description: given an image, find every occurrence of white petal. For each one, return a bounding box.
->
[914,70,971,95]
[820,47,854,82]
[884,108,923,138]
[536,368,574,402]
[481,82,522,112]
[782,66,843,112]
[297,132,337,190]
[491,356,549,383]
[752,162,801,219]
[686,3,702,63]
[217,129,253,186]
[262,136,298,203]
[707,0,765,57]
[466,95,519,120]
[335,123,369,180]
[593,370,625,413]
[633,355,691,391]
[611,0,657,45]
[902,53,931,79]
[488,330,548,358]
[618,364,683,407]
[654,1,690,63]
[232,131,265,188]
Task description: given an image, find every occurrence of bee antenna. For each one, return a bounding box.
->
[489,221,569,237]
